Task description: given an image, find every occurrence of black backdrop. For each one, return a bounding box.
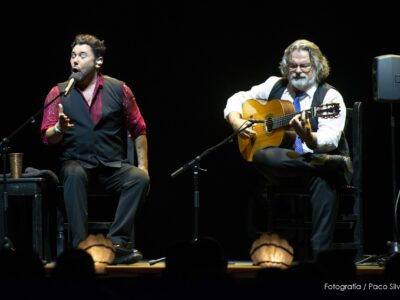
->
[1,1,399,260]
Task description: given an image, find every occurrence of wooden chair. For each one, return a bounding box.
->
[56,134,135,256]
[247,102,363,261]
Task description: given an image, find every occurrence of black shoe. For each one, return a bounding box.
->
[311,154,353,183]
[111,245,143,265]
[311,154,352,170]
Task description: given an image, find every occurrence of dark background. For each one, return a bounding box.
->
[1,1,399,260]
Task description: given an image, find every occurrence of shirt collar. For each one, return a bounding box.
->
[97,73,104,87]
[289,84,317,99]
[91,72,104,96]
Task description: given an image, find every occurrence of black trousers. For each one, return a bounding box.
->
[252,147,339,256]
[61,160,150,247]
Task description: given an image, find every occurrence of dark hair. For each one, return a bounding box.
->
[71,34,106,58]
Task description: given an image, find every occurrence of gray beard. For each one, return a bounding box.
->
[290,73,316,91]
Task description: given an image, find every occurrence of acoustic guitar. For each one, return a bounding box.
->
[238,99,340,161]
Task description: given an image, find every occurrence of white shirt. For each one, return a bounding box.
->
[224,76,347,153]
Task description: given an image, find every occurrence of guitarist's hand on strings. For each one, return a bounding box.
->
[289,112,317,149]
[228,113,256,139]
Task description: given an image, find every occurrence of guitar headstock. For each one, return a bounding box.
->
[316,103,340,118]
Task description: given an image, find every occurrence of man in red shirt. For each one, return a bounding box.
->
[41,34,149,265]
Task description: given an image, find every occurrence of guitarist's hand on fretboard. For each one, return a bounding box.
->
[289,113,317,149]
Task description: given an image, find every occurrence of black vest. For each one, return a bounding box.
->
[268,78,349,156]
[57,76,126,168]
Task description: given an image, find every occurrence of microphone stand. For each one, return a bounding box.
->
[388,103,400,253]
[0,91,65,251]
[384,103,400,259]
[148,120,257,265]
[372,102,400,266]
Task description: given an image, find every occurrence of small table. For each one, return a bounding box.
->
[0,177,49,260]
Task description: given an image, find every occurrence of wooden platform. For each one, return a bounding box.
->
[44,260,384,279]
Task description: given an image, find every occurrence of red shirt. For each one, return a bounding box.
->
[40,74,146,144]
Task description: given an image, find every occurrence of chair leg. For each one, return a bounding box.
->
[264,185,276,232]
[56,208,65,256]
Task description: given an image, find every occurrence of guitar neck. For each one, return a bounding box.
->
[271,108,314,130]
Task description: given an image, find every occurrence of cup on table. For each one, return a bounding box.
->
[8,153,24,178]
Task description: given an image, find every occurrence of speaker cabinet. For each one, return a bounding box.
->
[373,54,400,102]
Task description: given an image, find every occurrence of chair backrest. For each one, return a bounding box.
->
[346,102,363,189]
[345,101,364,257]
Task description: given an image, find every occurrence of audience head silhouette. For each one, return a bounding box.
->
[164,237,228,279]
[52,248,96,279]
[315,249,357,281]
[384,253,400,281]
[0,248,44,278]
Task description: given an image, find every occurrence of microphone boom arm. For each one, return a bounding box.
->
[171,121,254,178]
[1,89,64,250]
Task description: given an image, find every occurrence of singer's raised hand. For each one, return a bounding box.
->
[57,103,74,132]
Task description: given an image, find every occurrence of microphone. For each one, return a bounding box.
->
[148,257,166,265]
[248,119,265,123]
[63,73,81,96]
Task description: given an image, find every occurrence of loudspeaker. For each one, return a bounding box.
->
[373,54,400,102]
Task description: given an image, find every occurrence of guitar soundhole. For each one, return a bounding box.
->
[265,118,273,132]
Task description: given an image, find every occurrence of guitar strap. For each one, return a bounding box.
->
[268,78,349,156]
